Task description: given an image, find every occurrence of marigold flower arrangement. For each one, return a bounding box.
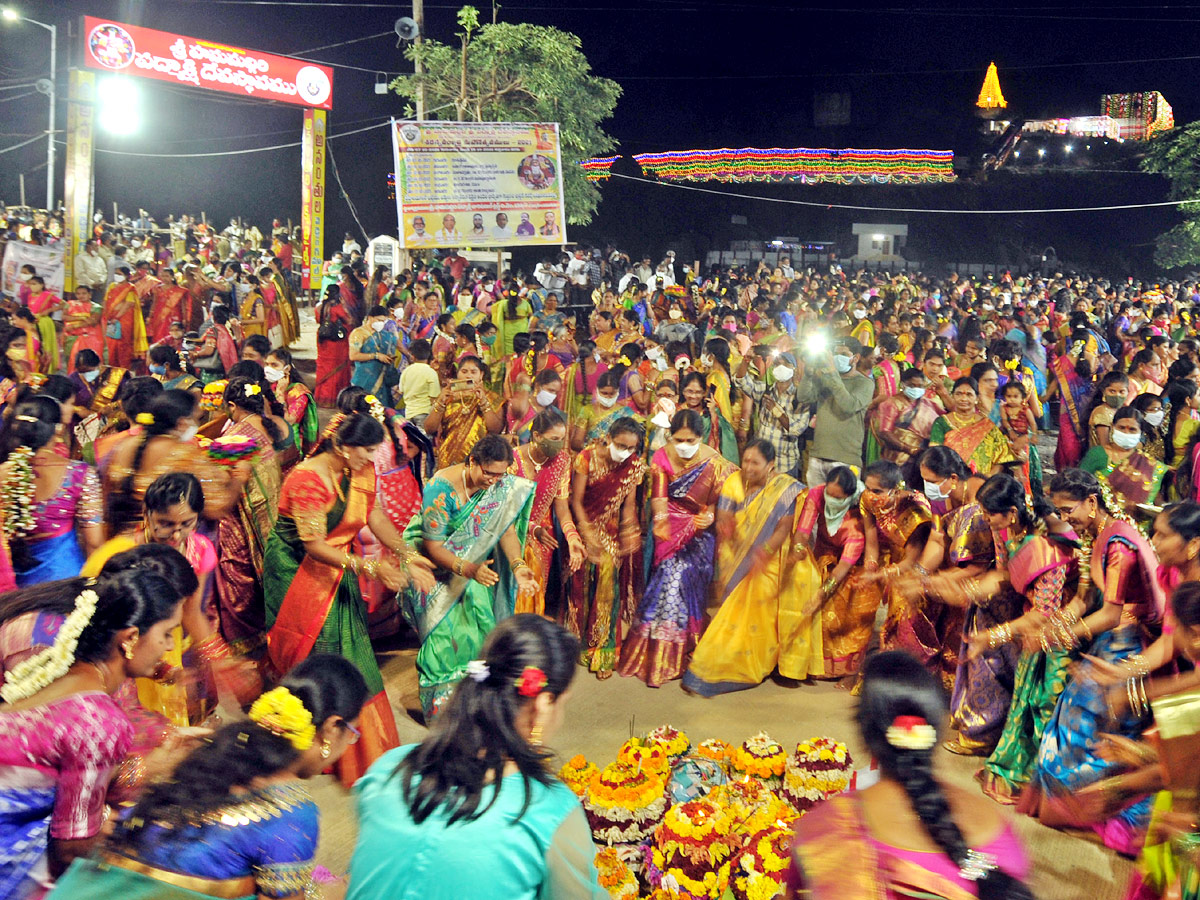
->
[616,737,671,777]
[780,737,853,813]
[583,762,668,846]
[729,825,794,900]
[594,847,637,900]
[729,733,787,787]
[707,781,797,838]
[248,686,316,751]
[696,738,731,766]
[559,754,598,798]
[646,724,690,760]
[646,796,739,898]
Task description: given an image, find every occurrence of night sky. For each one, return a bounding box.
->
[3,0,1200,272]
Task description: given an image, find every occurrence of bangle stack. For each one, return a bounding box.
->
[1126,653,1151,717]
[987,623,1014,649]
[453,558,466,577]
[510,557,531,574]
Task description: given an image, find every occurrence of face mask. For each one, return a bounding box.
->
[904,385,926,401]
[725,323,738,333]
[16,272,30,282]
[772,365,795,382]
[372,320,386,332]
[113,274,127,283]
[264,366,286,383]
[833,354,853,374]
[592,351,601,363]
[481,334,497,346]
[610,444,634,463]
[1104,394,1124,409]
[1144,410,1165,427]
[6,348,26,362]
[81,369,100,383]
[1111,429,1141,450]
[646,347,663,361]
[149,364,167,376]
[179,424,199,443]
[669,309,683,320]
[537,437,565,456]
[924,478,950,501]
[674,441,699,459]
[535,389,557,407]
[596,392,618,408]
[853,308,866,320]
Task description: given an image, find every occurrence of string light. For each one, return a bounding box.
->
[1100,91,1174,140]
[579,155,619,182]
[632,147,956,185]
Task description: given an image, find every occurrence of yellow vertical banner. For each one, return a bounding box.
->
[300,109,327,291]
[63,69,97,293]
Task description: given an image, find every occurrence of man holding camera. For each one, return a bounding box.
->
[794,336,874,486]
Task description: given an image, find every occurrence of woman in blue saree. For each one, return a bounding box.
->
[401,434,535,718]
[350,306,400,396]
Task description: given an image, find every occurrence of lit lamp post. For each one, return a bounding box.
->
[2,7,56,211]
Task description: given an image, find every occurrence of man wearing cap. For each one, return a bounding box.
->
[735,348,808,477]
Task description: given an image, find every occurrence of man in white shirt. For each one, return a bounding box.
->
[534,256,566,292]
[565,248,590,304]
[492,212,513,240]
[342,232,362,254]
[73,239,108,290]
[632,257,653,285]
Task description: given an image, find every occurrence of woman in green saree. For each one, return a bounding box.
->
[401,434,536,719]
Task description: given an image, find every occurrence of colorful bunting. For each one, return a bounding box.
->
[579,155,620,182]
[632,148,956,185]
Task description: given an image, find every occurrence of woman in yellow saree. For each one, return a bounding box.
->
[422,355,502,468]
[683,439,816,696]
[264,414,433,787]
[929,376,1014,475]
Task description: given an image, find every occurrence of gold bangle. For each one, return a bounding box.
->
[453,558,465,576]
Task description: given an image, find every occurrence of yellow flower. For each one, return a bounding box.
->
[248,686,316,751]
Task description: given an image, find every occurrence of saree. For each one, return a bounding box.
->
[981,533,1076,803]
[789,794,1027,900]
[617,449,733,687]
[264,465,396,787]
[577,403,636,447]
[17,460,102,586]
[284,383,320,456]
[1020,520,1163,854]
[509,446,572,616]
[865,359,900,464]
[947,502,1021,753]
[400,473,534,718]
[1053,354,1092,470]
[563,448,646,678]
[1080,446,1168,511]
[314,304,353,406]
[350,327,399,395]
[931,414,1015,475]
[146,283,189,344]
[703,368,740,464]
[682,472,810,696]
[434,393,499,469]
[215,420,281,655]
[63,299,103,373]
[102,282,149,369]
[797,485,883,678]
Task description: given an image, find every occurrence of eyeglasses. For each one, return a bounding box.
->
[343,722,361,744]
[477,465,508,481]
[1054,500,1086,519]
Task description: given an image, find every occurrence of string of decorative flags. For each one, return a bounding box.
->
[579,149,957,185]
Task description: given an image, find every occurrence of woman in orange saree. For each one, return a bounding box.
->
[263,413,432,787]
[507,410,583,616]
[929,377,1014,476]
[102,267,148,370]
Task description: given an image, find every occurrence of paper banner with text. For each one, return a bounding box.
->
[2,243,65,299]
[392,120,566,249]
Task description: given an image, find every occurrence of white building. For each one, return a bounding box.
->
[850,223,907,261]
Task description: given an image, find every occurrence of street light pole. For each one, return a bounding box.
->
[2,10,57,211]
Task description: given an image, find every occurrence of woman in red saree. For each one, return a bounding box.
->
[102,266,148,370]
[787,652,1033,900]
[1046,329,1096,471]
[64,285,104,373]
[315,284,354,406]
[263,414,433,786]
[146,276,190,345]
[508,410,584,616]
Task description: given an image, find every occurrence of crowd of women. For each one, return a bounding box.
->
[5,250,1200,899]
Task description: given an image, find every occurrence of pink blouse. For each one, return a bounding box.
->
[33,460,103,539]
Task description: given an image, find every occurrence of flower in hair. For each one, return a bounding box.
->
[619,355,633,367]
[466,659,490,683]
[515,666,548,697]
[1,587,99,703]
[135,412,155,425]
[244,383,261,398]
[885,715,936,751]
[248,686,316,751]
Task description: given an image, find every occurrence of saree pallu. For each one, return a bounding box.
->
[935,416,1015,474]
[0,778,56,899]
[1053,355,1091,470]
[1105,450,1169,511]
[215,428,280,655]
[510,449,571,616]
[1130,793,1200,900]
[401,474,534,718]
[682,473,808,696]
[865,360,900,464]
[34,316,58,374]
[434,398,496,468]
[18,529,85,586]
[264,467,395,788]
[618,452,731,687]
[951,588,1023,752]
[1020,625,1151,854]
[580,404,636,446]
[872,396,940,470]
[564,450,646,677]
[700,408,740,464]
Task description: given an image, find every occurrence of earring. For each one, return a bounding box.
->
[122,642,135,660]
[320,740,332,760]
[529,723,543,746]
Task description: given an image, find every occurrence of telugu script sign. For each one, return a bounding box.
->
[391,120,566,249]
[82,16,333,110]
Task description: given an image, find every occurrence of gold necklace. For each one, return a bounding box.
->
[948,411,977,428]
[88,660,112,692]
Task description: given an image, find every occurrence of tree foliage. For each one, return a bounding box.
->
[390,6,621,226]
[1141,123,1200,269]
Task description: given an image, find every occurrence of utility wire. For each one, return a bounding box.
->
[605,171,1188,216]
[327,139,370,245]
[0,134,48,156]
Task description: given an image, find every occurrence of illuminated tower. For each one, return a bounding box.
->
[976,62,1006,119]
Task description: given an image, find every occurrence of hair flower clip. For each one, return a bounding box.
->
[135,412,155,425]
[244,383,261,397]
[515,666,548,697]
[885,714,937,751]
[466,659,490,683]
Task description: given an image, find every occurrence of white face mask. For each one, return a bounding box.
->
[669,309,683,320]
[853,308,867,320]
[1111,429,1141,450]
[596,392,618,408]
[1144,410,1165,427]
[16,272,30,282]
[772,365,795,382]
[371,320,386,332]
[609,444,634,463]
[264,366,286,383]
[179,424,199,443]
[904,385,926,401]
[674,441,699,459]
[113,274,127,283]
[924,477,950,501]
[646,347,663,360]
[535,389,557,407]
[833,354,854,374]
[81,369,100,383]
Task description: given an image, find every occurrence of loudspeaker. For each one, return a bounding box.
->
[395,17,419,42]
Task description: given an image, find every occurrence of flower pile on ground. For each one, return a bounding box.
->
[780,737,853,813]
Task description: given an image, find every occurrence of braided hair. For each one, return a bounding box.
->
[857,651,1036,900]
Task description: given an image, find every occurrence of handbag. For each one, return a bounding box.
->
[317,304,347,343]
[104,320,122,340]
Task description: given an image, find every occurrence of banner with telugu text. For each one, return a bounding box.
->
[392,120,566,250]
[63,69,97,294]
[301,109,326,290]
